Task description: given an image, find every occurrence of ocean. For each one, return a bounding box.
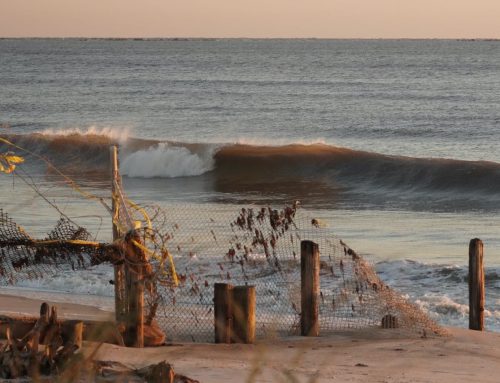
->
[1,38,500,330]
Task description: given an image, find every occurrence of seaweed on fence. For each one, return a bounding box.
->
[143,203,446,342]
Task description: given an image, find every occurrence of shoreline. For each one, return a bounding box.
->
[0,292,113,322]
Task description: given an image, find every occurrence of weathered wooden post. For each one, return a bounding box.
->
[61,320,84,349]
[469,238,485,331]
[301,240,320,336]
[110,145,126,323]
[124,230,145,347]
[214,283,233,343]
[232,285,256,344]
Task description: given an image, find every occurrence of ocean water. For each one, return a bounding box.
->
[1,38,500,330]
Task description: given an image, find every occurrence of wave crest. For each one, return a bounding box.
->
[40,126,131,143]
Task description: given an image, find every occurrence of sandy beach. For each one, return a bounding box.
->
[1,293,499,383]
[87,328,500,383]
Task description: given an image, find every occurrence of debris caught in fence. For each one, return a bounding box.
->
[137,203,446,341]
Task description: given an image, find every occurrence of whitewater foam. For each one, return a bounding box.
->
[376,259,500,330]
[415,295,469,317]
[120,143,215,178]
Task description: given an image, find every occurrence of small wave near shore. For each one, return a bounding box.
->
[377,259,500,330]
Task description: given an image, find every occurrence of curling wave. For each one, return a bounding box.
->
[3,132,500,202]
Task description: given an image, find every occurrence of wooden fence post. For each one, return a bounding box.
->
[301,240,320,336]
[214,283,233,343]
[232,285,256,344]
[469,238,485,331]
[110,145,126,323]
[124,231,145,347]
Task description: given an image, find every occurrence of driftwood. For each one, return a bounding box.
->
[0,303,83,379]
[0,314,166,348]
[0,315,125,347]
[0,303,189,382]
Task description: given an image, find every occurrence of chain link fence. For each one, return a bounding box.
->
[139,203,445,342]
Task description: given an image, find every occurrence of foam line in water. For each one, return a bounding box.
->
[120,143,215,178]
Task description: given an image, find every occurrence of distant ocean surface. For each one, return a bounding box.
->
[1,39,500,330]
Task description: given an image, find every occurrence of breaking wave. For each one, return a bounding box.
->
[3,131,500,203]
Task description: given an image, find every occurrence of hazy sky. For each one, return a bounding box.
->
[1,0,499,38]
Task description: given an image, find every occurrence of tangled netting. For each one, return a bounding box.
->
[133,203,446,342]
[0,209,112,284]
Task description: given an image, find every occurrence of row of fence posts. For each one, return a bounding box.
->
[110,144,488,347]
[213,240,321,343]
[213,237,489,340]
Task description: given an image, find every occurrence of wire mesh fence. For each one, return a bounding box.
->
[1,201,446,343]
[0,135,446,343]
[137,203,445,342]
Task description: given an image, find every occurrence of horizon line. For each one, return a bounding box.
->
[1,36,500,41]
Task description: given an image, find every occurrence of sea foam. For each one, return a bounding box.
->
[120,143,214,178]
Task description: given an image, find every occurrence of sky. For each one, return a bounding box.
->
[0,0,499,39]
